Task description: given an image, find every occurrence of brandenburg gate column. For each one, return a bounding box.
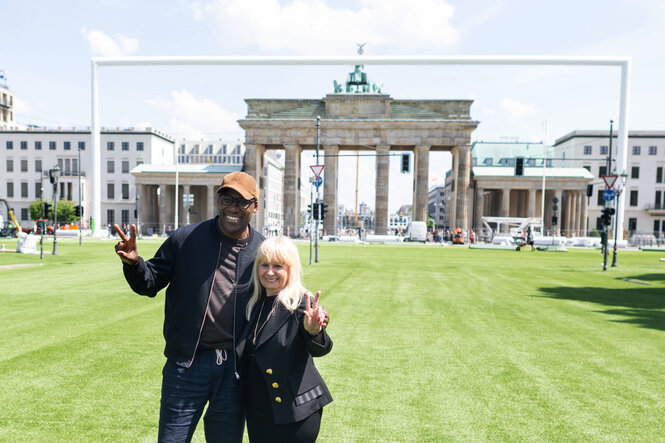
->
[474,188,485,230]
[412,145,430,222]
[375,145,390,235]
[554,190,562,236]
[283,144,302,238]
[208,184,217,220]
[243,143,265,234]
[454,145,472,230]
[323,145,339,235]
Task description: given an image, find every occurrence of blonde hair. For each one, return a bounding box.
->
[246,236,306,320]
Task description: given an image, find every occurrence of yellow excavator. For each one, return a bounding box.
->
[0,199,21,237]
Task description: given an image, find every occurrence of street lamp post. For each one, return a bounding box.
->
[39,173,44,260]
[611,172,628,267]
[49,164,60,255]
[78,144,82,246]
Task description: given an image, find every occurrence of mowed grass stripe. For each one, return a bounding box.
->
[1,239,664,441]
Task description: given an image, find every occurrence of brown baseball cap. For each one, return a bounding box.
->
[216,171,258,200]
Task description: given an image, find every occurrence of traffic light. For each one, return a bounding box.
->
[551,215,558,226]
[515,157,524,176]
[307,203,313,217]
[401,153,410,173]
[43,202,52,218]
[134,209,137,218]
[312,203,321,220]
[601,207,615,226]
[74,205,82,217]
[586,184,593,197]
[320,202,329,220]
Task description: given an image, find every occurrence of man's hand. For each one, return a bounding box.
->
[114,224,139,265]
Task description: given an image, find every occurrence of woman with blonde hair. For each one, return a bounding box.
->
[236,236,333,442]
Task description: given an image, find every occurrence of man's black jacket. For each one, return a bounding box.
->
[122,217,264,368]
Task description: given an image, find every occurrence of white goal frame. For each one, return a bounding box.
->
[91,55,631,239]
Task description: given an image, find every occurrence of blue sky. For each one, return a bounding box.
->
[2,0,664,212]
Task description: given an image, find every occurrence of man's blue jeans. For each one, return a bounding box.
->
[158,349,243,442]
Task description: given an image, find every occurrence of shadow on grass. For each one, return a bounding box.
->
[538,286,665,332]
[621,273,665,283]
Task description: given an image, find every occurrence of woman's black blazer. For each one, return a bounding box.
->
[236,295,333,424]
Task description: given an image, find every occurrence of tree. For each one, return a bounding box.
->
[29,199,78,224]
[29,200,44,221]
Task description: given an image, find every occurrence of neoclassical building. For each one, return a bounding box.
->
[239,65,479,236]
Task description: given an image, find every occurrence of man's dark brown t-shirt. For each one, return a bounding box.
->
[197,230,251,351]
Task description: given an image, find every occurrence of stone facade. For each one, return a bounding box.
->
[239,94,478,236]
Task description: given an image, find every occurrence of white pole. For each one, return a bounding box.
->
[616,60,631,241]
[91,60,102,237]
[541,122,547,235]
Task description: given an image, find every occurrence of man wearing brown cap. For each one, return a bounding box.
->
[113,171,264,442]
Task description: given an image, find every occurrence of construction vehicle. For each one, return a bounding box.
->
[0,199,21,237]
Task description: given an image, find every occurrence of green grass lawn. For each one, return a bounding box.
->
[1,238,664,441]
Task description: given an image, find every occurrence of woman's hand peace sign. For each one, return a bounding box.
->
[303,290,325,335]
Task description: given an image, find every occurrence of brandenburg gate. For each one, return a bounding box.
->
[239,65,478,236]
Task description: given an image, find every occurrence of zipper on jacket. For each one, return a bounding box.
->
[187,242,223,367]
[232,249,240,380]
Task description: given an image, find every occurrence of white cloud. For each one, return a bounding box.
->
[148,89,242,140]
[197,0,458,53]
[81,28,139,57]
[500,98,537,123]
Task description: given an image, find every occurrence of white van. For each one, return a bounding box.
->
[406,221,427,242]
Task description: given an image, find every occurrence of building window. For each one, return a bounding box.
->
[63,141,70,150]
[122,142,129,151]
[656,191,662,209]
[49,141,56,150]
[107,160,114,173]
[122,160,129,173]
[6,141,13,150]
[21,182,28,198]
[657,167,663,183]
[583,165,591,172]
[7,182,13,198]
[107,209,115,225]
[598,166,607,177]
[628,217,637,231]
[35,159,42,172]
[20,141,27,150]
[136,159,144,166]
[484,158,493,166]
[632,145,641,155]
[630,190,638,206]
[21,208,29,221]
[121,183,129,199]
[649,146,657,155]
[6,159,13,172]
[34,182,40,199]
[655,220,661,234]
[21,159,28,172]
[121,209,130,224]
[35,141,42,150]
[136,142,144,151]
[631,166,639,179]
[78,141,85,151]
[600,145,608,155]
[597,190,605,206]
[107,141,115,151]
[583,145,592,155]
[107,183,115,199]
